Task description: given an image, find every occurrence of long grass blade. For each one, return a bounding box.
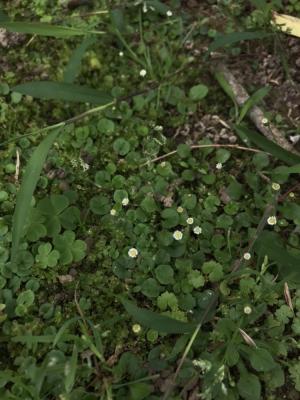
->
[13,81,113,105]
[63,36,96,83]
[11,130,60,269]
[237,87,271,124]
[235,125,300,165]
[64,345,78,394]
[207,31,271,55]
[0,21,104,37]
[121,298,196,334]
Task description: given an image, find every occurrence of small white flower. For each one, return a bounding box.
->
[289,192,295,198]
[216,163,223,170]
[244,306,252,315]
[272,182,280,191]
[166,10,173,17]
[243,252,251,261]
[154,125,163,131]
[132,324,141,333]
[262,117,269,125]
[139,69,147,77]
[110,209,116,216]
[193,226,202,235]
[177,206,184,213]
[122,197,129,206]
[128,247,138,258]
[186,217,194,225]
[119,51,124,57]
[267,215,277,226]
[142,3,148,13]
[173,230,183,241]
[160,161,166,167]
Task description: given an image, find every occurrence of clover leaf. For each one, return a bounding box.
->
[37,195,80,236]
[53,231,87,265]
[187,270,205,288]
[202,260,224,282]
[35,243,59,268]
[154,265,174,285]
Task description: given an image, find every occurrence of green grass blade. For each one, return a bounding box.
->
[235,125,300,165]
[13,81,113,105]
[53,316,81,347]
[121,298,196,334]
[207,31,271,55]
[0,21,104,37]
[214,70,239,118]
[11,129,60,268]
[237,87,271,124]
[254,231,300,283]
[64,345,78,394]
[0,9,9,21]
[63,36,96,83]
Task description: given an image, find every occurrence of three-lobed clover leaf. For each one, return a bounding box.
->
[36,243,60,268]
[187,270,205,288]
[37,194,80,236]
[53,231,87,265]
[202,260,224,282]
[157,291,178,310]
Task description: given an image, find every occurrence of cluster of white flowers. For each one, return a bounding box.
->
[79,158,89,171]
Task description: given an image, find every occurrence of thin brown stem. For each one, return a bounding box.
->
[141,143,266,166]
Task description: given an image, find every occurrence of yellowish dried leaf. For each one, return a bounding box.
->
[272,11,300,38]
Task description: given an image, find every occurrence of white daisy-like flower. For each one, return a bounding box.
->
[243,252,251,261]
[272,182,280,191]
[289,192,295,198]
[262,117,269,125]
[122,197,129,206]
[267,215,277,226]
[173,230,183,241]
[177,206,184,213]
[244,306,252,315]
[132,324,142,333]
[110,209,116,216]
[166,10,173,17]
[186,217,194,225]
[119,51,124,57]
[216,163,223,170]
[193,226,202,235]
[139,69,147,77]
[128,248,139,258]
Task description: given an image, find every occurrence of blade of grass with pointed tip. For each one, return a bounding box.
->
[63,36,96,83]
[53,317,81,347]
[0,21,104,37]
[64,345,78,394]
[207,31,271,55]
[235,125,300,165]
[121,298,196,334]
[215,70,239,118]
[13,81,113,105]
[254,231,300,283]
[237,86,271,124]
[11,130,60,269]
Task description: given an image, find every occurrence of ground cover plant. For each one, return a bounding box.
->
[1,0,300,399]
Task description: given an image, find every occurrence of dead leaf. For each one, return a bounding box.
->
[273,12,300,38]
